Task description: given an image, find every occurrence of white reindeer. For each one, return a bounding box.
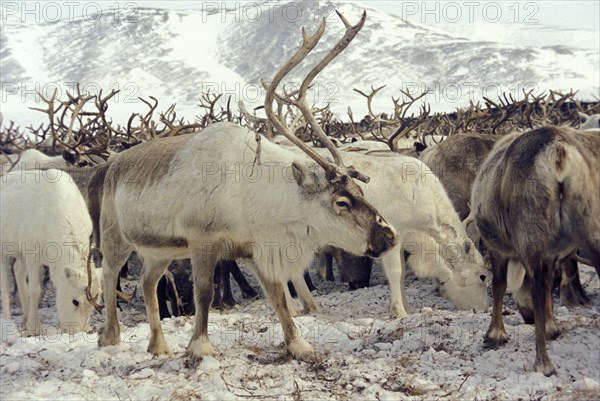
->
[96,12,397,361]
[0,147,112,176]
[578,112,600,132]
[0,148,72,175]
[288,151,489,318]
[0,169,102,335]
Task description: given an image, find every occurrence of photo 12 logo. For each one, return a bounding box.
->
[399,1,540,24]
[1,1,139,23]
[1,81,140,104]
[200,1,342,24]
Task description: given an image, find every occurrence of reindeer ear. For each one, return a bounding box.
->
[292,162,320,193]
[578,112,588,122]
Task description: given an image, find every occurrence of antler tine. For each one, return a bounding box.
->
[353,85,393,124]
[264,12,369,182]
[335,9,352,28]
[295,11,369,181]
[296,11,367,169]
[262,18,336,176]
[387,103,431,150]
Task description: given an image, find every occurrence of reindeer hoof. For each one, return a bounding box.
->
[390,303,408,320]
[545,323,561,341]
[148,340,173,356]
[187,337,216,360]
[483,327,508,347]
[222,295,238,309]
[287,337,315,360]
[98,326,120,347]
[303,305,321,315]
[560,286,592,308]
[534,360,556,377]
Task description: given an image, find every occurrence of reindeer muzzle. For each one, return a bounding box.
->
[366,218,398,258]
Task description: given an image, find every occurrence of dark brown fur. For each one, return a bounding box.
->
[475,126,600,376]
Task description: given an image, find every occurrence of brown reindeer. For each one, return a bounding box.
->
[470,126,599,376]
[423,131,596,309]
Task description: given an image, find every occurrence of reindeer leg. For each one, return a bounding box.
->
[484,252,509,346]
[142,258,172,356]
[559,257,591,307]
[293,275,320,314]
[544,259,561,341]
[303,271,317,292]
[164,270,183,317]
[98,224,132,347]
[380,245,408,319]
[156,275,171,320]
[287,281,298,298]
[283,280,302,317]
[1,257,14,321]
[38,266,50,308]
[187,251,217,360]
[221,260,237,308]
[23,263,43,336]
[251,264,314,360]
[318,251,334,281]
[13,259,29,329]
[529,255,556,376]
[228,260,257,299]
[212,261,224,311]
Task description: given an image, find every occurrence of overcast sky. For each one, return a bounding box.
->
[2,1,598,30]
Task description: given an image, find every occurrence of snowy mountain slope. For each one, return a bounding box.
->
[0,1,598,127]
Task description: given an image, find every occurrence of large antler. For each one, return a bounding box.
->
[263,11,369,183]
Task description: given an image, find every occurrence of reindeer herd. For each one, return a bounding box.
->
[0,11,599,378]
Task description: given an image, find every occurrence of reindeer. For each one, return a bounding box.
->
[285,151,489,318]
[0,169,102,335]
[578,112,600,132]
[469,126,599,376]
[95,12,396,360]
[0,148,80,175]
[422,131,595,309]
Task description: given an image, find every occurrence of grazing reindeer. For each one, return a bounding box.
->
[423,132,594,309]
[289,152,489,318]
[96,12,396,360]
[470,126,599,376]
[0,169,102,334]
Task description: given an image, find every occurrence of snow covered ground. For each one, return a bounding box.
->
[1,260,599,400]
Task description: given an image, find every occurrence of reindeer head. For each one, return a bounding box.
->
[439,237,489,311]
[55,260,102,334]
[263,11,397,259]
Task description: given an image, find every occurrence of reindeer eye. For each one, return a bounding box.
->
[336,200,349,208]
[334,196,351,211]
[72,299,80,307]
